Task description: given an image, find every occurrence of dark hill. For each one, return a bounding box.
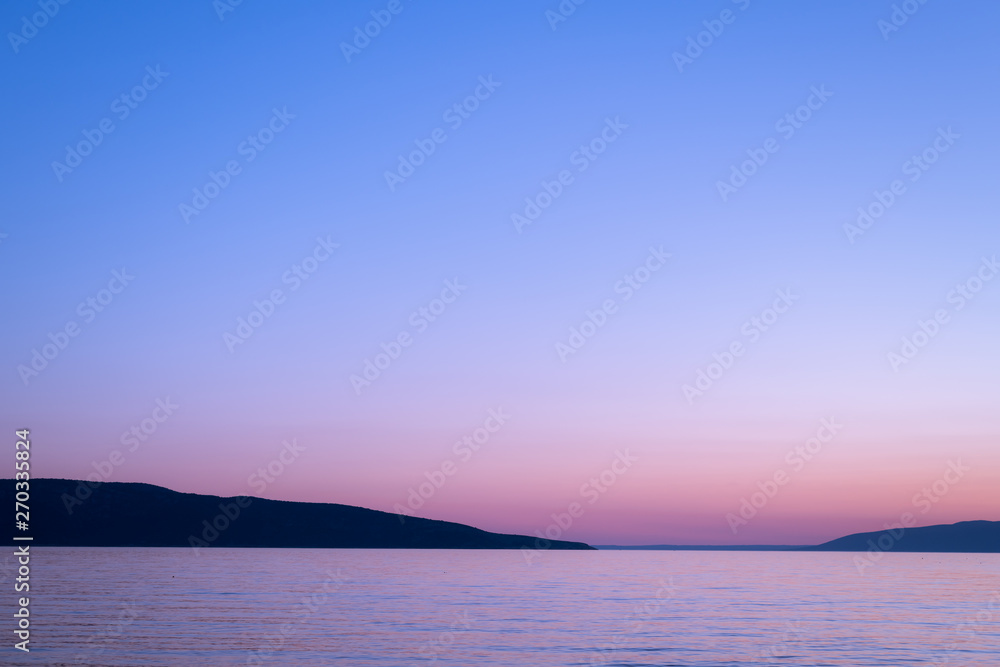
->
[801,520,999,552]
[2,479,594,550]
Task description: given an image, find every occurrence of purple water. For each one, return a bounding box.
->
[6,548,999,665]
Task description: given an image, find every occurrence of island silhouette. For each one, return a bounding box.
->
[7,479,592,550]
[5,479,997,552]
[599,520,1000,553]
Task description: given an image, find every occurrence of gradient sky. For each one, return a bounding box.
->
[2,1,998,545]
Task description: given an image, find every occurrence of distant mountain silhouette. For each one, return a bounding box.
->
[597,545,797,551]
[600,520,1000,552]
[3,479,594,550]
[801,520,999,553]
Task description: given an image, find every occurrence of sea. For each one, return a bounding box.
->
[6,547,999,665]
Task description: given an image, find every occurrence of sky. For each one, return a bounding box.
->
[1,0,998,546]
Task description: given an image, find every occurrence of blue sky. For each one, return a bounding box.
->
[2,0,998,544]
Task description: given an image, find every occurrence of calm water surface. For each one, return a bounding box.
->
[7,548,999,665]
